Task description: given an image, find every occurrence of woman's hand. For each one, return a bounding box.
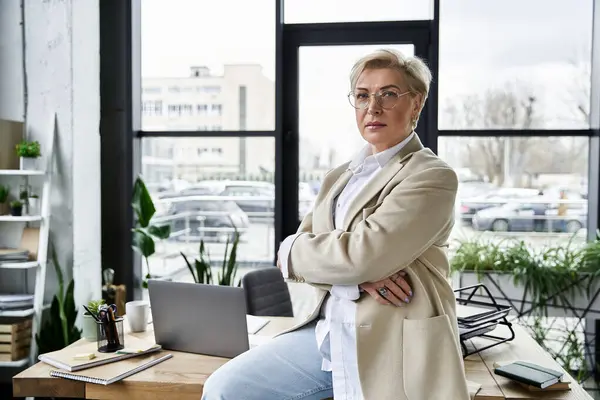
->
[359,271,413,306]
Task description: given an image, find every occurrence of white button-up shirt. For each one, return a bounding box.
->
[279,132,414,400]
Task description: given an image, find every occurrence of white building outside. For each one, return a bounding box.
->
[141,64,278,187]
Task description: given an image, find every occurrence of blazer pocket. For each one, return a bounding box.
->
[362,204,381,220]
[402,315,469,400]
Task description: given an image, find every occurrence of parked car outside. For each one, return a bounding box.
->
[471,201,586,233]
[158,196,250,242]
[182,180,274,221]
[460,188,541,224]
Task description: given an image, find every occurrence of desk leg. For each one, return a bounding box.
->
[584,318,599,379]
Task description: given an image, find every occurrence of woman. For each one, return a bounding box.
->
[202,49,470,400]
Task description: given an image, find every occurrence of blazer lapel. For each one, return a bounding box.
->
[341,134,424,231]
[324,169,352,231]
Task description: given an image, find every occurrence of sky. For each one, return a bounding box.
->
[140,0,594,164]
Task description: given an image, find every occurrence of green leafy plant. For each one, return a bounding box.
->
[181,230,241,287]
[0,185,8,203]
[131,176,171,288]
[35,247,81,355]
[451,234,600,380]
[10,200,23,208]
[181,240,213,284]
[85,299,106,316]
[15,140,41,158]
[451,236,590,315]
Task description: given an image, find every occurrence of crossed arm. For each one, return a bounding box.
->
[284,167,458,286]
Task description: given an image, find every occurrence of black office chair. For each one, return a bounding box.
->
[241,267,294,317]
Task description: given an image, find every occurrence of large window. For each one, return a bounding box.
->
[140,0,275,131]
[103,0,600,310]
[439,136,589,250]
[439,0,593,130]
[141,137,276,280]
[136,0,279,288]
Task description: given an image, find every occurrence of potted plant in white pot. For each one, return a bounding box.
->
[15,140,41,170]
[28,194,40,215]
[82,299,105,340]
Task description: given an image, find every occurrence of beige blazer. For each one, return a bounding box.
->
[279,134,470,400]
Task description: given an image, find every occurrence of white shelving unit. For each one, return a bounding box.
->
[0,358,29,368]
[0,130,54,367]
[0,170,45,176]
[0,261,38,269]
[0,216,42,222]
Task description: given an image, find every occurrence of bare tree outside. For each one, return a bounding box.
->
[443,74,589,187]
[444,82,541,186]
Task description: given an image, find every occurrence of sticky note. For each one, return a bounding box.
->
[73,352,96,360]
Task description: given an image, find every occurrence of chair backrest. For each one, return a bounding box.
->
[241,267,294,317]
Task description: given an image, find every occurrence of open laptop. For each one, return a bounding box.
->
[148,280,250,358]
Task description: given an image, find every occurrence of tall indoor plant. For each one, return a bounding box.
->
[181,229,241,286]
[35,247,81,355]
[131,176,171,288]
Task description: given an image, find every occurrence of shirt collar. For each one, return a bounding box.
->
[348,131,415,174]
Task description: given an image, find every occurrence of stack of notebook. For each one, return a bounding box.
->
[0,294,34,310]
[0,248,29,263]
[38,335,172,385]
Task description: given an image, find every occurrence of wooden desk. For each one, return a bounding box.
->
[13,318,592,399]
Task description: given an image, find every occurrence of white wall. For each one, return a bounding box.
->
[0,0,102,327]
[0,0,24,121]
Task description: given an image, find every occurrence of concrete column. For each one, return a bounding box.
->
[21,0,102,319]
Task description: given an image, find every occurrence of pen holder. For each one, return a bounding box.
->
[96,317,125,353]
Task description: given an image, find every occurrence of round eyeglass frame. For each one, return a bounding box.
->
[347,90,412,110]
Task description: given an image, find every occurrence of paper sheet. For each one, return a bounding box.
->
[248,334,273,349]
[246,315,269,334]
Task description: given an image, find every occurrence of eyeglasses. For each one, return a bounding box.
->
[347,90,412,110]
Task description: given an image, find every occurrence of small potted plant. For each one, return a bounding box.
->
[15,140,41,170]
[10,200,23,216]
[28,194,40,215]
[82,299,105,340]
[0,185,8,215]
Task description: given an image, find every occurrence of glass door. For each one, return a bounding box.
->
[279,26,433,240]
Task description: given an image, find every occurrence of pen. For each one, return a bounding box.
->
[83,305,100,322]
[107,306,120,347]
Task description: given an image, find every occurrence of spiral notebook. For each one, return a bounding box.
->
[38,335,161,372]
[49,352,173,385]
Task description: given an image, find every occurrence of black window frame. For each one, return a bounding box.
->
[100,0,600,301]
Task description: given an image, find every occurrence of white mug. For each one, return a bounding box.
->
[126,300,149,332]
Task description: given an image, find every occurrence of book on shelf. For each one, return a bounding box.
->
[49,352,173,385]
[38,335,161,372]
[0,294,34,310]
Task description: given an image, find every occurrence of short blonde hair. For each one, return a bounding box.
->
[349,49,432,127]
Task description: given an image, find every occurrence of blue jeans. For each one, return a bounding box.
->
[201,321,333,400]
